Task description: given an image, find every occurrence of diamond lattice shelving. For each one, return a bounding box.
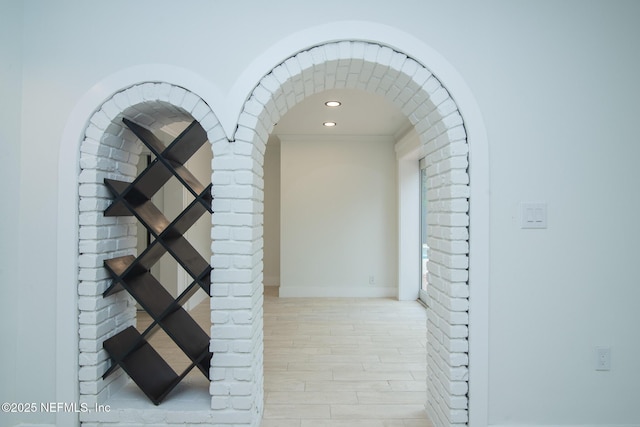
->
[102,118,212,405]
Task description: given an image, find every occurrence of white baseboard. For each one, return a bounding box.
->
[278,285,397,298]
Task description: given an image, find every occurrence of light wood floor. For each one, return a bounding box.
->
[137,287,432,426]
[262,286,432,427]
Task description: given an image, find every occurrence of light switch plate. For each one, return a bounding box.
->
[521,203,547,229]
[595,346,611,371]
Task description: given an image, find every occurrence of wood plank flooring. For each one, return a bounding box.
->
[262,286,432,427]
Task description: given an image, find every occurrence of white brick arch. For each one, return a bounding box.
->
[211,41,471,427]
[59,35,487,427]
[76,82,225,425]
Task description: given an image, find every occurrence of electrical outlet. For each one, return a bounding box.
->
[595,347,611,371]
[368,275,375,286]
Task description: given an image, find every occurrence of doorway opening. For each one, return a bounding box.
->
[420,157,429,305]
[216,40,471,426]
[261,87,432,424]
[265,88,408,298]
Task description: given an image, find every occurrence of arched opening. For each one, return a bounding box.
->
[76,82,222,424]
[211,41,472,426]
[58,35,487,427]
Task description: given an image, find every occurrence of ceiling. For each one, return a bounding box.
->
[270,88,411,143]
[134,88,412,146]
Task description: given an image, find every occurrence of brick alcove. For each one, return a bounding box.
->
[77,82,224,425]
[75,41,471,427]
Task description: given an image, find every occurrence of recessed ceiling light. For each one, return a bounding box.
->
[323,121,337,127]
[325,101,341,107]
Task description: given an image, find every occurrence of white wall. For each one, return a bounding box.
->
[396,129,422,301]
[279,135,397,297]
[263,137,281,287]
[472,4,640,424]
[0,2,23,427]
[4,1,640,426]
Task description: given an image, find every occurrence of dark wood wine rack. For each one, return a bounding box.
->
[102,118,213,405]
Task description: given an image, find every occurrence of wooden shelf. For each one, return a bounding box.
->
[102,118,213,405]
[104,327,180,405]
[102,187,212,297]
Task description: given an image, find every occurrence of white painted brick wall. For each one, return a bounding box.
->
[78,83,230,426]
[238,41,470,427]
[74,42,469,427]
[78,111,139,413]
[231,41,469,427]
